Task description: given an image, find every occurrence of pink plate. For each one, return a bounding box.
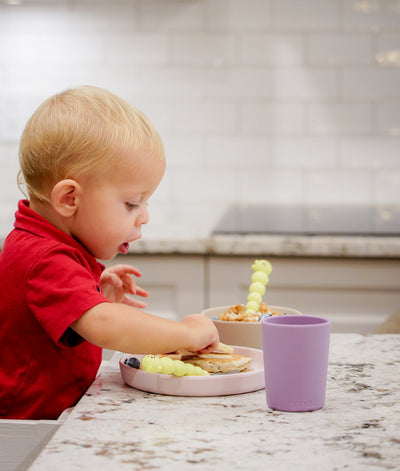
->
[119,346,264,397]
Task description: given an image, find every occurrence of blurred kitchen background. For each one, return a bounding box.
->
[1,0,400,237]
[0,0,399,333]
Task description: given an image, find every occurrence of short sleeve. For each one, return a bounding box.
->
[26,245,109,347]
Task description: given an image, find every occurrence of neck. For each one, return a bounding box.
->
[29,198,72,236]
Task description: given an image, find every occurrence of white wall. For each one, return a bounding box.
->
[1,0,399,239]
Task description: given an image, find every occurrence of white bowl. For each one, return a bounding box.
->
[202,305,302,350]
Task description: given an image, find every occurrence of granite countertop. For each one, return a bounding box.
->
[128,234,400,259]
[1,233,400,258]
[29,334,400,471]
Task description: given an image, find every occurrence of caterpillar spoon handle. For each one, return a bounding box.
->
[245,259,272,313]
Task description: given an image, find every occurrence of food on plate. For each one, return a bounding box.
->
[245,259,272,313]
[213,342,234,354]
[124,343,252,376]
[124,357,140,369]
[185,352,252,374]
[158,342,234,361]
[217,302,284,323]
[139,355,209,376]
[160,342,252,374]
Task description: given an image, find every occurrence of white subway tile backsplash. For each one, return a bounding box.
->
[375,34,400,67]
[273,137,337,168]
[307,33,372,66]
[374,171,400,204]
[339,138,400,169]
[273,68,338,100]
[237,169,304,205]
[105,34,169,66]
[237,33,305,66]
[306,171,370,205]
[37,34,106,66]
[110,68,207,100]
[144,201,227,239]
[170,168,237,203]
[0,143,18,165]
[147,172,171,206]
[138,1,204,32]
[69,66,138,97]
[344,1,400,31]
[274,1,339,31]
[240,103,305,136]
[342,69,400,99]
[128,101,172,136]
[1,4,70,33]
[205,68,271,99]
[204,137,273,168]
[170,102,237,135]
[4,65,73,95]
[376,104,400,136]
[0,95,43,141]
[207,0,272,31]
[170,33,236,66]
[307,103,373,135]
[163,136,206,169]
[1,0,400,239]
[0,34,39,65]
[70,2,138,33]
[71,67,204,102]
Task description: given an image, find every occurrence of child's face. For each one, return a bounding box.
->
[72,151,165,260]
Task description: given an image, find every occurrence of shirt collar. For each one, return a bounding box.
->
[14,200,99,266]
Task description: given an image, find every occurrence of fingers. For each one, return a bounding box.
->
[197,339,220,354]
[134,286,149,298]
[120,274,148,298]
[102,272,122,288]
[121,295,147,309]
[106,264,142,277]
[104,266,148,295]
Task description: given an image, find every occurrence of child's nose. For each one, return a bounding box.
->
[137,205,149,225]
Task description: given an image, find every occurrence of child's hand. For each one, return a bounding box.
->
[181,314,220,354]
[100,264,149,308]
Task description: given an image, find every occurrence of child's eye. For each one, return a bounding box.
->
[125,202,140,211]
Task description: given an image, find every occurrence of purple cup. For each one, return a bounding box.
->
[261,315,331,412]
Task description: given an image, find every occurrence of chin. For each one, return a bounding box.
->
[93,250,116,261]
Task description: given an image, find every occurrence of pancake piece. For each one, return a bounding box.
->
[186,353,252,374]
[158,343,251,374]
[160,342,234,360]
[213,343,234,354]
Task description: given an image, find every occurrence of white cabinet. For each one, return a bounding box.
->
[207,256,400,334]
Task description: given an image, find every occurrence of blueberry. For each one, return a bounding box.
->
[124,357,140,369]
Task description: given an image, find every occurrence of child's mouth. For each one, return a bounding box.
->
[120,242,129,254]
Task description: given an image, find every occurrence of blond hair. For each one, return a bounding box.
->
[18,86,165,202]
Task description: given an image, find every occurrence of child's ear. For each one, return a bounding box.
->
[50,179,81,218]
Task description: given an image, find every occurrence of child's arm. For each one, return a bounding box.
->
[70,303,220,355]
[100,264,148,308]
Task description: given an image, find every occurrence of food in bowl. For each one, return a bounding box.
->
[217,302,285,323]
[203,305,301,349]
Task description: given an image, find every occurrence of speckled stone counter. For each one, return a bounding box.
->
[29,334,400,471]
[2,234,400,258]
[128,234,400,258]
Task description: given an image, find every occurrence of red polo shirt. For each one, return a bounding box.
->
[0,200,108,419]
